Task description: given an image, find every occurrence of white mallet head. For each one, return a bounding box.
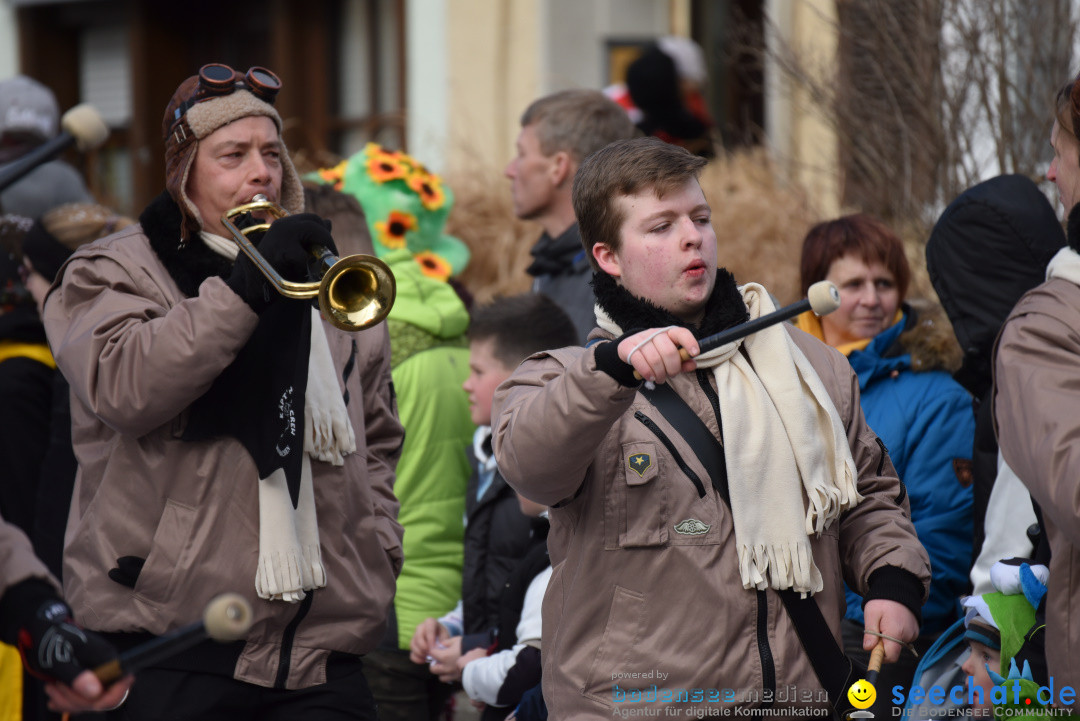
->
[807,280,841,316]
[202,592,253,642]
[60,104,109,152]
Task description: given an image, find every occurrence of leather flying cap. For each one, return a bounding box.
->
[162,74,304,240]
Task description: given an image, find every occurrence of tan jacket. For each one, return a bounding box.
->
[42,222,404,690]
[492,328,929,718]
[994,277,1080,710]
[1,517,56,598]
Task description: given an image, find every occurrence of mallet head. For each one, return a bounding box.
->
[202,593,253,642]
[807,280,841,316]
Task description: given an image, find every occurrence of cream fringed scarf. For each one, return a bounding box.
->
[202,231,356,602]
[595,282,861,595]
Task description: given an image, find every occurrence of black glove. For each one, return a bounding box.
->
[0,579,117,685]
[227,213,337,312]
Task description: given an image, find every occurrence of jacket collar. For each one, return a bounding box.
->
[526,223,587,277]
[591,266,747,339]
[139,191,233,298]
[847,301,962,389]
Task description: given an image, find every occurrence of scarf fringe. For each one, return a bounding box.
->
[302,542,327,588]
[803,459,859,535]
[256,547,313,602]
[305,404,356,465]
[738,541,822,594]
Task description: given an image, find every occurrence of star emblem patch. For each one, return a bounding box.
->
[628,453,652,476]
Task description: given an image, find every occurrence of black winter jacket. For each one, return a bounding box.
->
[461,430,548,650]
[926,173,1065,557]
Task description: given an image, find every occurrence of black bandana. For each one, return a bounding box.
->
[141,192,313,507]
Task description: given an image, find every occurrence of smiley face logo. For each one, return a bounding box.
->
[847,678,876,710]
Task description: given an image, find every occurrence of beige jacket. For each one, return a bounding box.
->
[994,277,1080,710]
[492,328,929,718]
[42,218,404,690]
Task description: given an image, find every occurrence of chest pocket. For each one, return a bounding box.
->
[606,433,725,550]
[614,441,668,547]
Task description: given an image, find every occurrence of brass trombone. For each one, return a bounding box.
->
[221,195,396,332]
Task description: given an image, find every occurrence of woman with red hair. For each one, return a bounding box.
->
[796,213,975,715]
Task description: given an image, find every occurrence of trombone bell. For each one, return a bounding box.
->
[320,255,396,332]
[221,195,396,332]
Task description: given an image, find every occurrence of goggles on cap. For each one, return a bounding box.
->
[171,64,281,125]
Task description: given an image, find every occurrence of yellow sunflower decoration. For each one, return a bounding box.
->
[366,144,410,183]
[414,251,453,281]
[405,170,446,211]
[374,210,418,250]
[315,160,348,191]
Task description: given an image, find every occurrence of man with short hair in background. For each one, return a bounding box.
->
[505,89,637,343]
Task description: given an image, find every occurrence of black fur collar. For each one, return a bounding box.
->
[139,192,234,298]
[592,267,748,338]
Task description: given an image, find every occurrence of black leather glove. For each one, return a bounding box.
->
[0,579,117,685]
[227,213,338,312]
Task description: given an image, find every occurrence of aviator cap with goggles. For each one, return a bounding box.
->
[171,64,281,126]
[162,63,303,239]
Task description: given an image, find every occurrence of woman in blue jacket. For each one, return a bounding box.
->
[795,213,975,714]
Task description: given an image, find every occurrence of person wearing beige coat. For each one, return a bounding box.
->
[492,138,930,718]
[41,67,403,719]
[991,71,1080,714]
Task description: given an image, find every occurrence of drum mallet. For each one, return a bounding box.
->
[633,280,841,378]
[91,592,253,684]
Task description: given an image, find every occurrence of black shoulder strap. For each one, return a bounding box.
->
[640,382,729,502]
[640,381,858,716]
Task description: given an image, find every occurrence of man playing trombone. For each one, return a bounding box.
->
[42,65,403,719]
[491,137,930,718]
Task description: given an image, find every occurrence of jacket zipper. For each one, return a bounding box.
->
[874,437,888,476]
[633,411,706,498]
[696,370,722,432]
[274,592,314,689]
[875,437,908,505]
[756,590,776,705]
[710,367,775,703]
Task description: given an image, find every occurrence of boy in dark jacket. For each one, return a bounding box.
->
[409,294,576,702]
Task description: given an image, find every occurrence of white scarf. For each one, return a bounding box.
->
[1046,246,1080,286]
[596,282,861,594]
[202,232,356,602]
